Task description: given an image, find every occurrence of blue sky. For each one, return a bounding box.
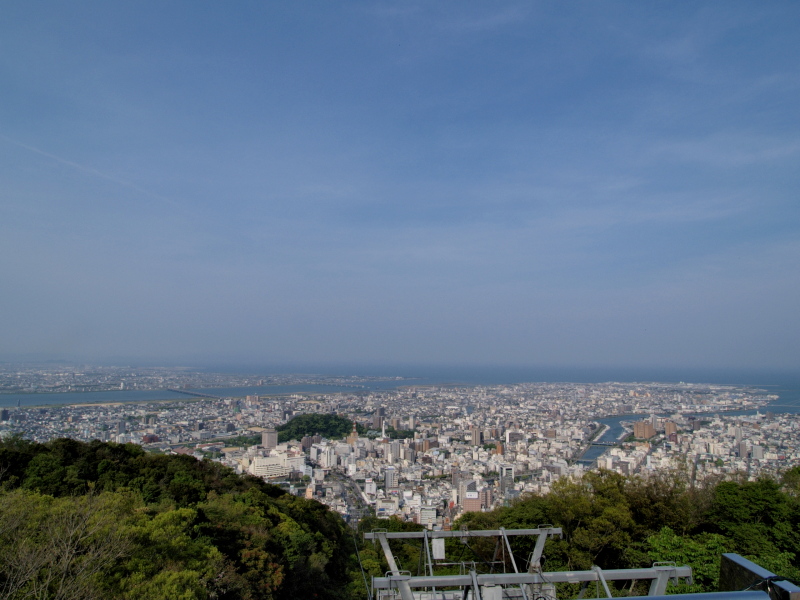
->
[1,1,799,371]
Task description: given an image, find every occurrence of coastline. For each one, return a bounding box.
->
[2,376,798,417]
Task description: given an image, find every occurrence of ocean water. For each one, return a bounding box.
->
[237,364,800,387]
[2,365,799,410]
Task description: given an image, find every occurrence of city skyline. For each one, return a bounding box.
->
[1,2,799,371]
[3,375,798,522]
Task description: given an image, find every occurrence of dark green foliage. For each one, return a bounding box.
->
[782,466,800,496]
[223,434,262,447]
[704,478,800,571]
[384,427,415,439]
[3,437,269,504]
[276,413,364,443]
[0,437,354,600]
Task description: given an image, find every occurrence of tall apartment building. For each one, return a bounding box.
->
[384,466,399,490]
[470,426,483,446]
[262,428,278,449]
[461,480,481,513]
[633,421,656,439]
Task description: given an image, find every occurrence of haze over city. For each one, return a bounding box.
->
[2,2,799,373]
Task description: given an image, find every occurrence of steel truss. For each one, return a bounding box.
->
[364,527,694,600]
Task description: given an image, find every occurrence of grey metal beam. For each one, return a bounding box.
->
[649,568,672,596]
[593,566,613,598]
[423,529,442,600]
[500,529,521,574]
[375,532,415,600]
[470,570,482,600]
[373,566,693,589]
[499,528,529,600]
[528,526,554,571]
[364,528,562,540]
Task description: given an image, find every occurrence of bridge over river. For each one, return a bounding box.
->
[167,388,223,400]
[571,417,641,465]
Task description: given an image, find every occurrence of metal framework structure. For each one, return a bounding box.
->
[365,527,698,600]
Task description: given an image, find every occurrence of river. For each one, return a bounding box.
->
[577,385,800,466]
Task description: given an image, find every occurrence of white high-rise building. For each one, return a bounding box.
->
[384,466,399,490]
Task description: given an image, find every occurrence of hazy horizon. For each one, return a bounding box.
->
[2,2,798,371]
[3,359,800,388]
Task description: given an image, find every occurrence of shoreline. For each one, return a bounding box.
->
[1,383,793,414]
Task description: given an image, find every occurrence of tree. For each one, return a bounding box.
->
[277,413,365,443]
[706,478,799,557]
[0,490,132,600]
[646,527,730,592]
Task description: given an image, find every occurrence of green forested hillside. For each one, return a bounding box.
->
[276,413,364,443]
[0,436,355,600]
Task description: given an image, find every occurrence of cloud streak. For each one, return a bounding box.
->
[0,133,181,209]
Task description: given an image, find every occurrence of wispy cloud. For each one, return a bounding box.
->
[365,2,529,32]
[652,133,800,168]
[0,133,181,208]
[442,6,530,33]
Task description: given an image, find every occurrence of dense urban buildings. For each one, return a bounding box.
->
[2,366,798,528]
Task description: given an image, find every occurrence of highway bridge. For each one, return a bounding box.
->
[167,388,223,400]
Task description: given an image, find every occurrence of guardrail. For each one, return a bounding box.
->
[719,554,800,600]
